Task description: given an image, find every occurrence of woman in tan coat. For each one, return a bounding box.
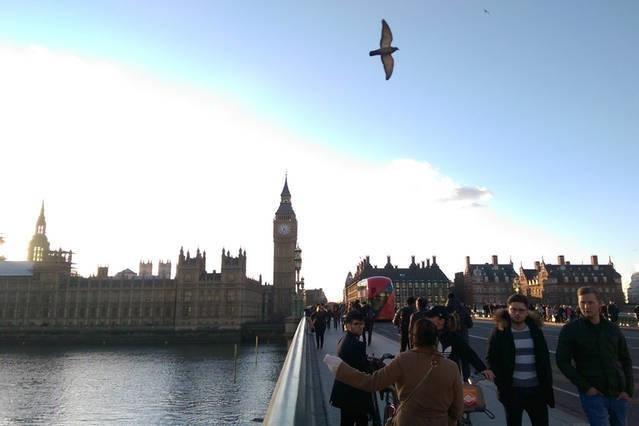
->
[324,318,463,426]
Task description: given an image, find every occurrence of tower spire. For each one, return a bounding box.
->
[36,200,46,235]
[280,173,291,201]
[28,201,50,262]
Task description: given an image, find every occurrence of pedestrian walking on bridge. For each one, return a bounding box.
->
[310,304,329,349]
[393,297,416,352]
[329,310,373,426]
[486,294,554,426]
[361,302,375,346]
[556,286,633,426]
[324,318,464,426]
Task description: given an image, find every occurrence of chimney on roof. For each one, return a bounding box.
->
[558,255,565,266]
[432,256,437,265]
[591,255,598,266]
[427,259,431,268]
[466,256,471,268]
[387,255,391,263]
[411,255,416,265]
[534,261,540,270]
[366,255,370,263]
[492,255,498,266]
[421,261,425,268]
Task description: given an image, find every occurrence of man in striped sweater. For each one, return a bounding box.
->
[486,294,555,426]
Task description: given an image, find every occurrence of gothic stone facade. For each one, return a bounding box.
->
[0,248,267,331]
[0,179,300,331]
[272,177,298,319]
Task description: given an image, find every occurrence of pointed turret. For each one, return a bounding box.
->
[36,201,46,235]
[275,174,296,217]
[28,201,50,262]
[281,174,291,200]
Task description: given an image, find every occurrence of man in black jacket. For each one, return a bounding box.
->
[330,310,373,426]
[486,294,554,426]
[556,287,633,426]
[310,304,329,349]
[392,297,416,352]
[360,302,375,346]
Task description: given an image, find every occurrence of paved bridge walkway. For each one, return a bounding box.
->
[264,317,593,425]
[309,323,587,425]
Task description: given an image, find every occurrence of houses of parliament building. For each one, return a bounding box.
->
[0,179,299,333]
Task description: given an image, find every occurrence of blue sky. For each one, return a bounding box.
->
[1,1,638,297]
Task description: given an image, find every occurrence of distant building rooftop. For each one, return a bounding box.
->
[0,261,34,276]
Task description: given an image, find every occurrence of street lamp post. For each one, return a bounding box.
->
[293,246,302,318]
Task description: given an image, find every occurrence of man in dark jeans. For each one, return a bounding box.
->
[392,297,416,352]
[486,294,554,426]
[556,287,633,426]
[330,311,372,426]
[310,304,329,349]
[360,302,375,346]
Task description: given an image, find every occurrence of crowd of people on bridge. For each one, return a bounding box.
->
[472,300,624,325]
[321,287,634,426]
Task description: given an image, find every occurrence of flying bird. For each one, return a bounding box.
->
[484,9,490,14]
[369,19,399,80]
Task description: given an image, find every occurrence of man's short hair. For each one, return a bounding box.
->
[577,286,601,300]
[406,296,416,305]
[507,294,529,307]
[345,310,364,324]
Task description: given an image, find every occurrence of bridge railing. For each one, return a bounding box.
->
[264,316,328,426]
[264,317,306,425]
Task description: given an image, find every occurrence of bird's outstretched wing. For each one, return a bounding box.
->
[381,54,394,80]
[380,19,393,48]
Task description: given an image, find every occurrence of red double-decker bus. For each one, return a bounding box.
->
[345,276,396,321]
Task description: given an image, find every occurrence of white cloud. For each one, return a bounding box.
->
[0,43,606,301]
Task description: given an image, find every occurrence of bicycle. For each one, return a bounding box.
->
[367,353,398,426]
[458,372,495,425]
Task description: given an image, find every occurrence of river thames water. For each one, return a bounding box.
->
[0,342,287,425]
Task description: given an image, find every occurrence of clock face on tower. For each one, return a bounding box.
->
[277,223,290,235]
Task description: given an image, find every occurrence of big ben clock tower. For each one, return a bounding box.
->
[273,175,298,319]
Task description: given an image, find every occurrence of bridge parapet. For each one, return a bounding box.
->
[264,317,328,426]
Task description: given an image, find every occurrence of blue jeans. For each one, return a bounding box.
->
[579,393,628,426]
